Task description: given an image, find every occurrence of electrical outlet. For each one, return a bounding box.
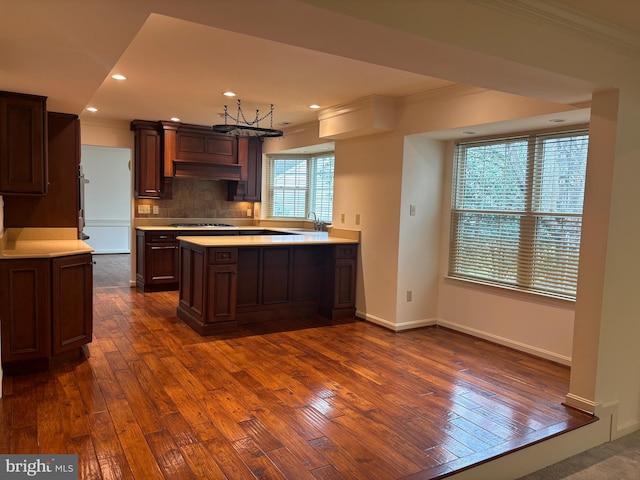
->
[152,205,159,215]
[138,204,150,214]
[406,290,412,302]
[341,213,345,224]
[247,208,252,217]
[409,204,416,216]
[355,213,361,225]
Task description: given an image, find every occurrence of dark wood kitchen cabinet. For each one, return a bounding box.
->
[131,120,163,198]
[3,112,81,228]
[0,91,48,194]
[51,254,93,354]
[0,259,51,364]
[177,241,358,335]
[320,244,358,320]
[136,230,180,291]
[178,245,237,329]
[0,253,93,374]
[227,137,262,201]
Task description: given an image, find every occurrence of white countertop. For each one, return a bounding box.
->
[177,230,358,247]
[0,228,94,259]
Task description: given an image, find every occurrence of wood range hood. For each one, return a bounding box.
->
[161,120,241,182]
[131,120,263,201]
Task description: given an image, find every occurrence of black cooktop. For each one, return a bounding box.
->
[170,223,237,228]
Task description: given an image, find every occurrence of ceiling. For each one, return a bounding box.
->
[85,14,454,128]
[1,0,638,134]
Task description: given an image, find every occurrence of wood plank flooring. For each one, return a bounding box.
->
[0,254,594,479]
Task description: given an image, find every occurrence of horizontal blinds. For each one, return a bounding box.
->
[267,157,308,218]
[310,154,334,222]
[450,129,588,299]
[266,153,335,221]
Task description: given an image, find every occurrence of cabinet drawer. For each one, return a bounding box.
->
[148,232,178,243]
[209,248,237,264]
[336,245,357,259]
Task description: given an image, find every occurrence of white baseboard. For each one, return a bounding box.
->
[565,393,599,415]
[356,312,571,365]
[437,319,572,366]
[355,311,436,331]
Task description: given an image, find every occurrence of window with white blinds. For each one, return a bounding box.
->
[266,153,334,222]
[449,129,589,299]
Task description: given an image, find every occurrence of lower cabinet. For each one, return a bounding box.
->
[177,242,357,335]
[319,244,358,320]
[0,253,93,374]
[136,230,179,291]
[136,229,241,292]
[52,254,93,354]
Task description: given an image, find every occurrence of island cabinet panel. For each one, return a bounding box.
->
[236,248,261,308]
[0,91,48,195]
[52,254,93,354]
[206,264,237,323]
[320,244,358,320]
[262,248,290,305]
[179,245,205,322]
[177,241,358,335]
[290,246,322,303]
[0,259,51,362]
[177,243,238,334]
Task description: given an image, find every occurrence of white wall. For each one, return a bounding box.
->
[81,145,132,253]
[396,135,443,329]
[435,140,575,364]
[336,133,405,327]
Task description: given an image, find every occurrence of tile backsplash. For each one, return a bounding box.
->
[135,178,254,219]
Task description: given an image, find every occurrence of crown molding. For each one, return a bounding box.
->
[469,0,640,59]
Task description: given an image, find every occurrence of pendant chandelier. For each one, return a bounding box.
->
[212,99,284,138]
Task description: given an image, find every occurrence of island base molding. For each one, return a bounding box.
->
[177,303,357,336]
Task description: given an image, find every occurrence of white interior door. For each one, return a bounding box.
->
[81,145,132,254]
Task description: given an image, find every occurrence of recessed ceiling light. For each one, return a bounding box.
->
[170,117,181,122]
[86,107,98,112]
[111,74,127,81]
[223,91,236,97]
[549,118,566,123]
[309,104,321,109]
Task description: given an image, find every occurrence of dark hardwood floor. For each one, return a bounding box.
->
[0,254,594,479]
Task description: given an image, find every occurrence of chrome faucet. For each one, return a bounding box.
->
[308,212,324,231]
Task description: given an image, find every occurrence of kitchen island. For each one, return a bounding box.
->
[176,229,359,335]
[0,228,94,375]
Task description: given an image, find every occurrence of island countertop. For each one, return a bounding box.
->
[0,228,94,259]
[177,229,359,247]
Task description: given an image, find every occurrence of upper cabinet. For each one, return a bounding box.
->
[0,91,48,194]
[3,112,81,228]
[131,119,262,200]
[131,120,164,198]
[227,137,262,202]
